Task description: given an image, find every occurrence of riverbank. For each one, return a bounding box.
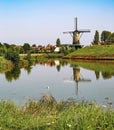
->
[0,98,114,130]
[64,45,114,60]
[0,56,13,73]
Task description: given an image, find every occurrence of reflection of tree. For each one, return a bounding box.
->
[5,66,21,82]
[95,71,100,80]
[56,65,61,72]
[101,72,112,79]
[24,65,32,74]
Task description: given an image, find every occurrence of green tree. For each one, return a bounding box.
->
[24,52,32,65]
[3,43,10,48]
[5,48,20,66]
[23,43,31,53]
[108,33,114,43]
[101,31,111,42]
[92,30,99,45]
[56,38,61,47]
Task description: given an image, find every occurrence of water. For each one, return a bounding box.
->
[0,60,114,107]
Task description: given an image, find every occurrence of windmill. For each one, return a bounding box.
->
[63,17,90,45]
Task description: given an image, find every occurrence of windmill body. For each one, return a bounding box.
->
[63,17,90,45]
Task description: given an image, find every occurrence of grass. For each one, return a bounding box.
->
[66,45,114,59]
[0,56,13,73]
[0,97,114,130]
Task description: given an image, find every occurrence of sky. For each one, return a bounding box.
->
[0,0,114,46]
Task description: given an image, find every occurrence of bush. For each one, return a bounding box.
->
[5,49,20,66]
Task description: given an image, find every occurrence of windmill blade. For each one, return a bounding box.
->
[75,17,78,31]
[78,78,91,82]
[78,29,91,33]
[63,31,73,34]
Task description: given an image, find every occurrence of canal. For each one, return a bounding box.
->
[0,59,114,107]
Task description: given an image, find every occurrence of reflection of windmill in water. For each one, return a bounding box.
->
[65,66,91,96]
[63,17,90,47]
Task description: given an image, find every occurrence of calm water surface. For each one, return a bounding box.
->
[0,60,114,106]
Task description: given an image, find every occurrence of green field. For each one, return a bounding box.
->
[65,45,114,59]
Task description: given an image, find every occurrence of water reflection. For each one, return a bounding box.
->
[5,66,21,82]
[0,59,114,106]
[2,59,114,82]
[95,71,114,80]
[65,65,91,96]
[73,66,91,95]
[4,65,33,82]
[24,65,32,74]
[71,60,114,80]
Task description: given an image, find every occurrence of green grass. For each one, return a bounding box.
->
[0,56,13,73]
[66,45,114,58]
[0,98,114,130]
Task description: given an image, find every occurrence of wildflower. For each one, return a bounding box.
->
[102,105,107,108]
[52,121,55,124]
[107,102,113,107]
[47,122,51,126]
[67,123,71,127]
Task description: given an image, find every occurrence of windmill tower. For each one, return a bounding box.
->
[63,17,90,45]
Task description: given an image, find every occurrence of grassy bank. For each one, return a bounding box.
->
[65,45,114,59]
[0,56,13,73]
[0,98,114,130]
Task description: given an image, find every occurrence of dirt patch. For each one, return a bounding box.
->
[71,54,114,60]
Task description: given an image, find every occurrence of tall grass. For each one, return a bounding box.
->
[0,97,114,130]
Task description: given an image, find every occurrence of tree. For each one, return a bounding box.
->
[23,43,31,53]
[3,43,10,48]
[108,33,114,43]
[5,48,20,66]
[32,44,36,47]
[101,31,111,42]
[92,30,99,45]
[56,38,61,47]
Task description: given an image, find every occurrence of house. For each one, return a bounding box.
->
[54,47,60,52]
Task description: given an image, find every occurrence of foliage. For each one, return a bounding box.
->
[0,99,113,130]
[56,38,61,47]
[109,33,114,43]
[92,30,99,45]
[0,56,13,73]
[24,52,32,65]
[5,48,20,66]
[101,31,111,43]
[22,43,31,53]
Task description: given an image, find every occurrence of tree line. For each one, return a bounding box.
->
[92,30,114,45]
[0,39,61,66]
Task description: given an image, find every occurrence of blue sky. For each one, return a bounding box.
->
[0,0,114,45]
